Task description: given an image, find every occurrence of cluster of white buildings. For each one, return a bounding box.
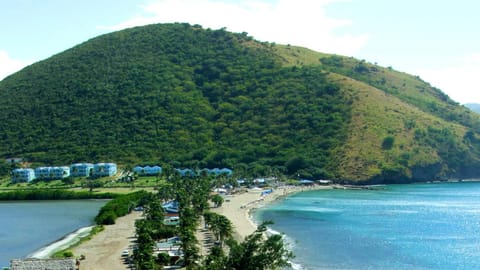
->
[11,163,117,183]
[132,166,233,177]
[174,167,233,177]
[133,165,162,176]
[12,163,233,183]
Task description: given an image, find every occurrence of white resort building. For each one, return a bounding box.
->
[70,163,94,177]
[133,165,162,176]
[34,166,70,180]
[10,162,117,183]
[92,163,117,177]
[11,168,36,183]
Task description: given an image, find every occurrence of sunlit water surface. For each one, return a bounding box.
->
[255,182,480,270]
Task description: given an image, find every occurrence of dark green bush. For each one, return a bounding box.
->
[95,190,150,225]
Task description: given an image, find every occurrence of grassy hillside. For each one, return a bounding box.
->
[314,56,480,182]
[326,73,475,182]
[259,43,480,183]
[319,55,480,132]
[1,23,480,183]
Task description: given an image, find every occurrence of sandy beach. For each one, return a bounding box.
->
[68,185,329,269]
[71,211,142,270]
[212,185,331,241]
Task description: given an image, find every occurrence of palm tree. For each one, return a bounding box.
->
[204,212,233,248]
[144,197,165,225]
[178,227,200,269]
[216,215,233,247]
[134,220,157,270]
[225,221,294,270]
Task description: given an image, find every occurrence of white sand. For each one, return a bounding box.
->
[71,211,142,270]
[212,185,331,241]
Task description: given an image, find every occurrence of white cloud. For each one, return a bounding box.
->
[415,53,480,104]
[0,51,32,81]
[102,0,368,56]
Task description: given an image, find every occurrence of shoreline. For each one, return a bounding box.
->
[23,211,141,270]
[212,185,332,241]
[0,199,107,268]
[28,226,94,259]
[20,185,327,268]
[213,185,336,269]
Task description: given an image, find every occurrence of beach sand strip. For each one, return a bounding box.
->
[212,185,331,241]
[71,211,142,270]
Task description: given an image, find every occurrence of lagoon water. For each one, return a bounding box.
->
[0,200,106,267]
[255,182,480,270]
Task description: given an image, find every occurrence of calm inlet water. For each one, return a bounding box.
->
[255,182,480,270]
[0,200,106,267]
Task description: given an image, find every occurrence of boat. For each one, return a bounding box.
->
[162,201,179,213]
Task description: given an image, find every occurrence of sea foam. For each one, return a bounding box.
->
[28,226,93,258]
[265,225,309,270]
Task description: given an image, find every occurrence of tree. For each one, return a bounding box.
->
[216,215,233,248]
[225,221,294,270]
[144,196,165,224]
[201,246,226,270]
[211,194,224,208]
[162,164,175,181]
[156,252,170,267]
[382,136,395,150]
[285,156,308,175]
[204,212,233,248]
[134,220,157,270]
[85,179,103,192]
[178,224,200,269]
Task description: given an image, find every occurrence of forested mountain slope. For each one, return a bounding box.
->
[1,23,479,183]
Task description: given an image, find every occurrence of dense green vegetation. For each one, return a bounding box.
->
[0,189,117,200]
[1,23,480,183]
[95,190,150,225]
[0,23,349,179]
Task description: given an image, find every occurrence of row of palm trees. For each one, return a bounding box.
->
[133,173,293,269]
[203,211,233,248]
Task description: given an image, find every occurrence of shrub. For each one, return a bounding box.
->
[94,190,150,225]
[63,251,74,258]
[382,136,395,150]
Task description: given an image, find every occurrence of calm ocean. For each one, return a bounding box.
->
[0,200,106,267]
[255,182,480,270]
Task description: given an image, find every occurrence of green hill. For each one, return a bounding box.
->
[1,23,480,183]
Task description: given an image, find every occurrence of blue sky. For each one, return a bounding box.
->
[1,0,480,104]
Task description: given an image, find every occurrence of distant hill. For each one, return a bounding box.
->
[465,103,480,113]
[1,23,480,183]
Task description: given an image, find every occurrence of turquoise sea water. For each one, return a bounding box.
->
[255,182,480,270]
[0,200,106,267]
